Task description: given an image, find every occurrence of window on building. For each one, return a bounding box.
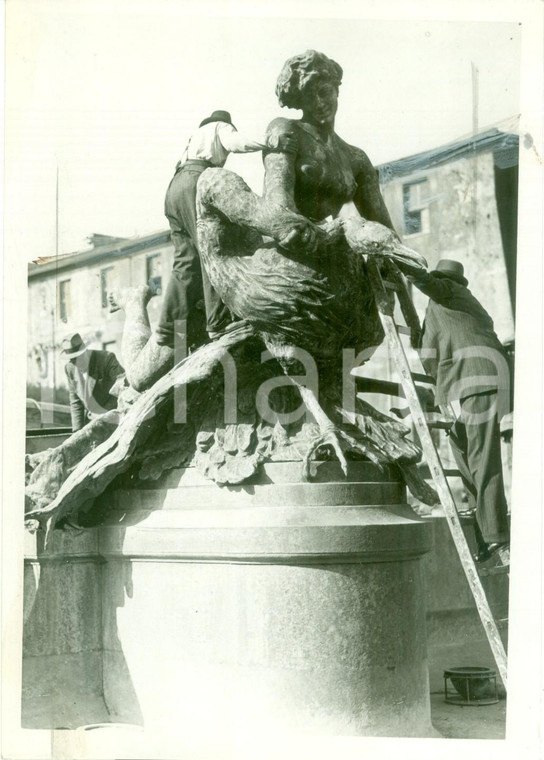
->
[100,266,116,308]
[59,279,71,322]
[146,254,162,291]
[402,179,430,235]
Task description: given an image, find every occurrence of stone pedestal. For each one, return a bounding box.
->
[98,461,434,738]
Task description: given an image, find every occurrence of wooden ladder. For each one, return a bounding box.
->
[363,255,508,689]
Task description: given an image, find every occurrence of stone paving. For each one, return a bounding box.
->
[430,692,506,739]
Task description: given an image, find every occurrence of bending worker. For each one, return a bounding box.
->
[158,109,295,350]
[407,259,512,565]
[62,333,125,432]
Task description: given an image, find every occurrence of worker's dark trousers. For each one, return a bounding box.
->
[448,390,510,545]
[156,161,231,349]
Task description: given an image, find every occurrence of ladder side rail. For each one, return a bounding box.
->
[366,256,508,688]
[384,260,422,349]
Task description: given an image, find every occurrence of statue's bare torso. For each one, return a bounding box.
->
[263,117,391,225]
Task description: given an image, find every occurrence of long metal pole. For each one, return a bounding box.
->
[53,165,59,392]
[56,165,59,257]
[471,61,479,135]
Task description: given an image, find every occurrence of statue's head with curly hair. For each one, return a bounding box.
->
[275,50,343,110]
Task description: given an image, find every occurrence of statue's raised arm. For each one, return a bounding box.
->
[349,144,396,230]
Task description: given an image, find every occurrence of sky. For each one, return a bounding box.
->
[4,1,523,262]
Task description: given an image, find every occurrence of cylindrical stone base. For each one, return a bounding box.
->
[99,461,434,738]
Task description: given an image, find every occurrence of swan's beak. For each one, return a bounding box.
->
[386,240,428,272]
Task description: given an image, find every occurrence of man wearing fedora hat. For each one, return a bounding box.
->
[61,333,125,432]
[156,109,296,350]
[407,259,512,564]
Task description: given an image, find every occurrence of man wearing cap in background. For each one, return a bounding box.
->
[406,259,512,565]
[156,109,296,350]
[61,333,125,432]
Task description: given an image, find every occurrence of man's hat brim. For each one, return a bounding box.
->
[61,346,87,357]
[199,112,235,129]
[432,270,468,286]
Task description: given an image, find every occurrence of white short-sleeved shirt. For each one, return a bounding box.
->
[181,121,266,167]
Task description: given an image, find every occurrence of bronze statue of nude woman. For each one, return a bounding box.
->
[110,49,421,390]
[26,51,434,534]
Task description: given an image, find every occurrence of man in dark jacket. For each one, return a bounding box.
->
[61,333,125,432]
[408,259,512,564]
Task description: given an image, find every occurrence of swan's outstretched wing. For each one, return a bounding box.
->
[25,325,254,545]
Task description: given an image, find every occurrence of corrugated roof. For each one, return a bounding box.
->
[378,117,520,183]
[28,229,171,279]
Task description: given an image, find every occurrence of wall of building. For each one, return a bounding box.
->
[27,240,174,395]
[381,149,515,343]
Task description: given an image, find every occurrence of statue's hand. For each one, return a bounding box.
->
[267,132,297,154]
[278,219,319,253]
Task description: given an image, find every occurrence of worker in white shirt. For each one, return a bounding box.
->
[156,110,295,349]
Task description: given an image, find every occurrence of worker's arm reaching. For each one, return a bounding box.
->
[217,122,296,154]
[407,270,455,304]
[65,365,87,432]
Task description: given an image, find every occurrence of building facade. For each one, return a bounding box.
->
[27,230,173,400]
[379,122,518,342]
[27,122,518,404]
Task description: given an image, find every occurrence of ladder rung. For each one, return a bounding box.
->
[355,378,403,397]
[410,372,436,385]
[383,279,400,291]
[418,466,460,478]
[479,565,509,577]
[427,420,454,430]
[395,324,412,336]
[355,377,435,399]
[391,410,450,425]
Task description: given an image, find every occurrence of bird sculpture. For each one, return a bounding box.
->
[195,165,429,477]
